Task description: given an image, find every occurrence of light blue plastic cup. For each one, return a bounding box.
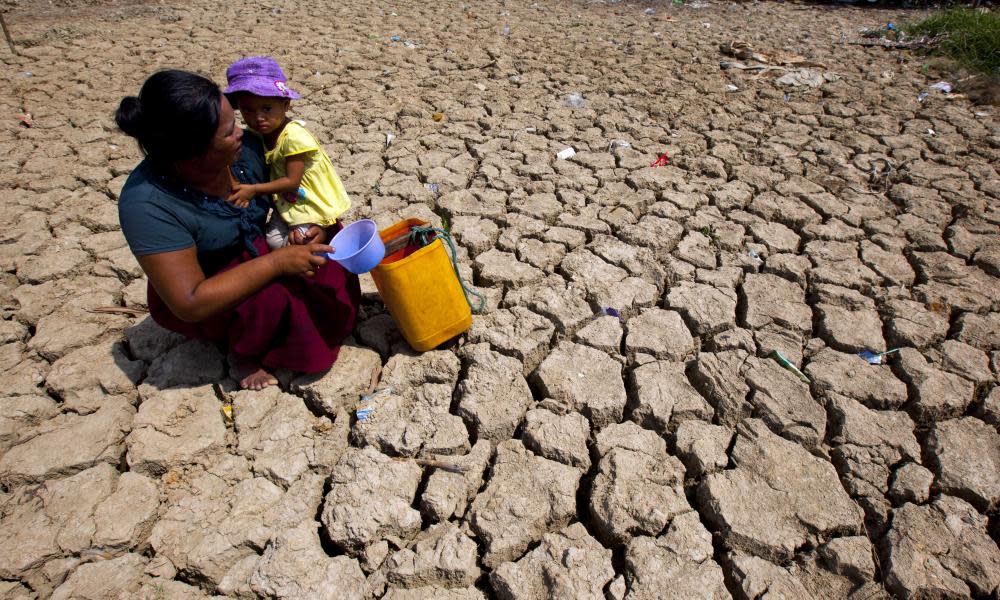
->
[326,219,385,274]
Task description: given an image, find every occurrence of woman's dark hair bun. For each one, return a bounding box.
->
[115,70,222,164]
[115,96,144,138]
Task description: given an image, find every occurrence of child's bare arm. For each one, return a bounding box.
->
[228,155,308,205]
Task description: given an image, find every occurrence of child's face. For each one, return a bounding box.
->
[236,94,289,136]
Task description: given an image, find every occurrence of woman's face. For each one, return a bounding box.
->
[203,95,244,167]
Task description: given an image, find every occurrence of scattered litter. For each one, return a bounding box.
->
[220,404,234,425]
[849,34,943,49]
[776,69,839,88]
[720,61,785,74]
[21,71,32,77]
[360,387,393,403]
[867,157,894,193]
[720,40,770,63]
[597,307,624,322]
[768,350,810,384]
[929,81,952,93]
[726,84,739,92]
[502,23,511,36]
[524,126,537,133]
[688,1,709,7]
[564,92,586,108]
[975,111,989,117]
[385,133,395,147]
[650,152,670,167]
[18,112,32,128]
[644,7,655,14]
[556,147,577,160]
[424,183,440,194]
[608,139,632,151]
[783,93,790,102]
[389,35,419,48]
[858,348,900,365]
[927,128,936,136]
[509,74,522,84]
[918,92,929,103]
[702,22,711,29]
[432,112,445,122]
[747,248,761,261]
[411,457,467,473]
[356,387,394,422]
[886,22,896,31]
[87,306,147,317]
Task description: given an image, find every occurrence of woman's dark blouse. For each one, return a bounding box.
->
[118,134,270,273]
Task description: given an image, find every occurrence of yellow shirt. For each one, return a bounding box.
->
[265,120,351,226]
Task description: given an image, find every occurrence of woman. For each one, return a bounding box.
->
[116,70,360,390]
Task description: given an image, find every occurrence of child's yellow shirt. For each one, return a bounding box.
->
[265,120,350,226]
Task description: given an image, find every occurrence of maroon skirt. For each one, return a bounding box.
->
[148,235,361,374]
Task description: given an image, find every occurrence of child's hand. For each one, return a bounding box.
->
[227,184,257,208]
[289,224,326,245]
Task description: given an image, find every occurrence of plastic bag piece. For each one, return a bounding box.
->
[597,307,624,323]
[650,152,670,167]
[556,147,576,160]
[564,92,586,108]
[858,348,899,365]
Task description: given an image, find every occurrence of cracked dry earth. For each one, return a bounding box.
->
[1,0,999,598]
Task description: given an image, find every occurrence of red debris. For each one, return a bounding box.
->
[650,152,669,167]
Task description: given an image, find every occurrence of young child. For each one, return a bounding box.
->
[223,56,351,249]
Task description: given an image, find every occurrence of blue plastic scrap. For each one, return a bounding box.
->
[597,307,624,323]
[858,348,900,365]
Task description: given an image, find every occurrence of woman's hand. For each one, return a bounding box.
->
[227,183,257,208]
[269,242,333,277]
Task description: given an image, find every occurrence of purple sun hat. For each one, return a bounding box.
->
[224,56,301,100]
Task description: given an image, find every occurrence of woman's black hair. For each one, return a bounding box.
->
[115,70,222,164]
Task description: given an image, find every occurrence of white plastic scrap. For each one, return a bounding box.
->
[556,147,577,160]
[929,81,953,93]
[564,92,586,108]
[776,69,839,88]
[385,133,396,147]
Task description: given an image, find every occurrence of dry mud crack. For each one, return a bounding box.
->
[0,0,999,597]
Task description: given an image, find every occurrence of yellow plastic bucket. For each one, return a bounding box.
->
[371,218,473,352]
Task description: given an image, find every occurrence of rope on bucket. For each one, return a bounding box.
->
[409,225,486,314]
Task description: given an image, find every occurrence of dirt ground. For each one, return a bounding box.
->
[0,0,998,598]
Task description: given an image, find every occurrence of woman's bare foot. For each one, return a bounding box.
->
[229,353,277,390]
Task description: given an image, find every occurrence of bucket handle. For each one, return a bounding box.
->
[406,225,486,314]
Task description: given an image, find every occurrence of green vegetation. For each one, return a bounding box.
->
[906,8,1000,75]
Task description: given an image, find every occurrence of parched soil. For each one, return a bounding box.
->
[0,0,998,598]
